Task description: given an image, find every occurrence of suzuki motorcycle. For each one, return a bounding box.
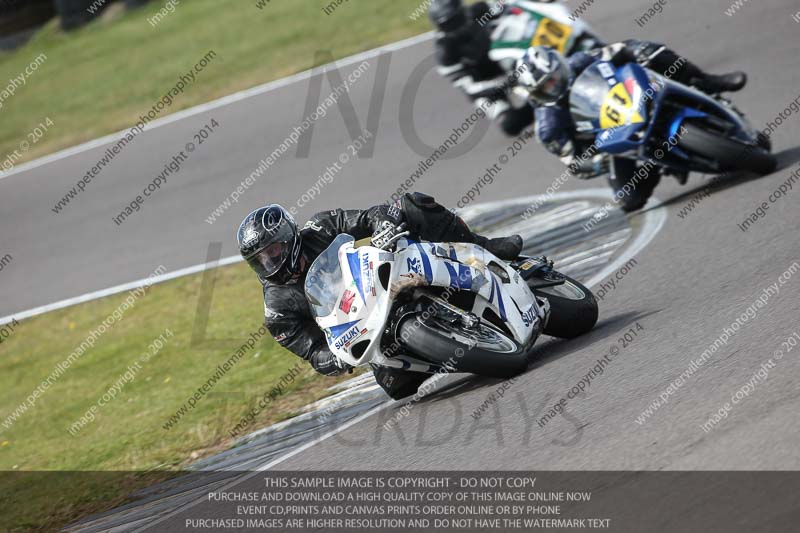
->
[304,227,598,379]
[488,0,604,69]
[569,60,777,176]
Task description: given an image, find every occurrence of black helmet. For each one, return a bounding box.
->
[517,46,571,105]
[237,204,302,284]
[429,0,467,33]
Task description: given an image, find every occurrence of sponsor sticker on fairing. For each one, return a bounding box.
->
[339,290,356,313]
[334,325,367,350]
[361,255,376,296]
[334,325,359,349]
[521,304,536,327]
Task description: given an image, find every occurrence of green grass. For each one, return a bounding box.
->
[0,261,364,530]
[0,0,430,165]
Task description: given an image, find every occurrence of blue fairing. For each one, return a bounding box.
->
[571,60,757,170]
[595,123,647,153]
[591,63,653,154]
[665,107,707,159]
[347,251,364,301]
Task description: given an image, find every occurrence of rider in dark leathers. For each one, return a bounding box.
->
[525,40,747,211]
[237,193,523,399]
[430,0,539,136]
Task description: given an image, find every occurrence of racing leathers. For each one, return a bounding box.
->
[534,40,747,211]
[261,193,522,398]
[433,1,538,136]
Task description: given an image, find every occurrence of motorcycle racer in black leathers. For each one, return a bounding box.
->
[237,193,523,399]
[430,0,603,137]
[430,0,538,136]
[518,41,747,211]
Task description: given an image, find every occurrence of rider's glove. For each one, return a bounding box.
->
[599,43,637,66]
[311,348,354,376]
[508,86,531,110]
[562,152,609,179]
[336,359,355,375]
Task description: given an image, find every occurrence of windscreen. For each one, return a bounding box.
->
[304,233,354,318]
[570,63,613,125]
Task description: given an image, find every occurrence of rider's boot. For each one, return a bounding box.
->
[662,168,689,185]
[608,158,661,213]
[692,71,747,94]
[473,234,524,261]
[401,192,523,260]
[638,43,747,94]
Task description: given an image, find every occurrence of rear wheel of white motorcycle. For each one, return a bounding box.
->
[396,316,528,379]
[677,121,777,175]
[531,276,598,339]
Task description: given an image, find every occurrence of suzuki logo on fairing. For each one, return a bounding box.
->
[407,257,422,274]
[521,305,536,327]
[334,325,361,350]
[362,255,376,296]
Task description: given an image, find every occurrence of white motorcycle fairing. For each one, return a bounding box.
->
[488,0,597,65]
[305,235,546,371]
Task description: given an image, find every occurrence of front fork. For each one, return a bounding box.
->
[512,256,558,329]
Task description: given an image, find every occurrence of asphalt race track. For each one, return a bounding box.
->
[4,0,800,529]
[66,192,663,531]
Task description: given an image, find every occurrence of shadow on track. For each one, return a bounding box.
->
[641,145,800,213]
[407,309,663,406]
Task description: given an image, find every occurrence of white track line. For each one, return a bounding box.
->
[0,31,434,181]
[132,400,394,533]
[0,255,243,326]
[131,192,668,532]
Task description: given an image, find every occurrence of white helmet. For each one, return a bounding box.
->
[516,46,571,105]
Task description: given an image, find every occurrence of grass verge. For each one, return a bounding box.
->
[0,261,364,530]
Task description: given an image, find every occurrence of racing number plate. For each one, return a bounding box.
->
[531,18,573,53]
[599,82,645,129]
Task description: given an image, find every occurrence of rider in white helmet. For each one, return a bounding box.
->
[517,42,747,211]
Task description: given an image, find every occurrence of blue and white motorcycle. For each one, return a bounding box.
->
[569,60,776,176]
[304,226,598,379]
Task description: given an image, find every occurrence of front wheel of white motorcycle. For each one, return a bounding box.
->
[396,315,529,379]
[531,275,598,339]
